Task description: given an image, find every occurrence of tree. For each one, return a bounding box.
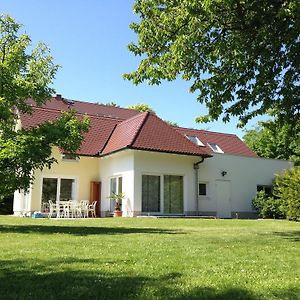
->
[273,167,300,221]
[243,119,300,165]
[127,103,156,113]
[0,15,90,197]
[124,0,300,129]
[128,103,179,125]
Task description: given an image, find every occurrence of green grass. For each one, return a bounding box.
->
[0,216,299,300]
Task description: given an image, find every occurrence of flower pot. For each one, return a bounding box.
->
[114,210,123,217]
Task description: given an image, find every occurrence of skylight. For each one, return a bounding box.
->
[207,143,224,153]
[186,135,204,146]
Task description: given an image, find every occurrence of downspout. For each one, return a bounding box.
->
[193,157,205,215]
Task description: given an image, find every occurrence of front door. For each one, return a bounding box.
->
[216,180,231,218]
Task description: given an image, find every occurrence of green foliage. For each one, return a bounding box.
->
[0,15,90,196]
[252,191,283,219]
[125,0,300,129]
[273,167,300,221]
[97,101,120,107]
[164,120,179,127]
[243,119,300,165]
[128,103,179,126]
[128,103,156,113]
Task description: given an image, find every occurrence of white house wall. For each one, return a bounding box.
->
[13,146,100,215]
[133,151,200,216]
[99,150,135,217]
[198,154,293,218]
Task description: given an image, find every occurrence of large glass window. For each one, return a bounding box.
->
[142,175,160,213]
[110,176,122,211]
[164,175,183,214]
[42,178,58,204]
[41,177,76,206]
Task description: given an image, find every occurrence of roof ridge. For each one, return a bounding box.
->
[29,105,125,122]
[115,111,147,125]
[145,113,211,155]
[177,126,239,137]
[58,97,143,114]
[129,112,150,147]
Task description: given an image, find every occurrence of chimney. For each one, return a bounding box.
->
[56,94,62,100]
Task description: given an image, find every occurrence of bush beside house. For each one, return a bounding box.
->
[252,167,300,221]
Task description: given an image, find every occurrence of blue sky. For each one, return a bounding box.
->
[2,0,262,137]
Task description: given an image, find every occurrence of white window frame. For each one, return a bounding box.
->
[61,153,80,162]
[40,175,78,207]
[198,181,210,199]
[185,135,205,146]
[141,173,185,215]
[109,175,123,211]
[207,143,224,153]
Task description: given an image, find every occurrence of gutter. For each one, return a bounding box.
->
[193,157,205,215]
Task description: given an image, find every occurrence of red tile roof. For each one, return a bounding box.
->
[20,96,257,158]
[20,107,121,156]
[176,127,257,157]
[26,96,139,120]
[102,113,211,157]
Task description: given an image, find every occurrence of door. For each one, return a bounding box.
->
[142,175,161,213]
[90,181,101,217]
[164,175,183,214]
[216,180,231,218]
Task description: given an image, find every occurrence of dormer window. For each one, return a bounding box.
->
[186,135,204,146]
[207,143,224,153]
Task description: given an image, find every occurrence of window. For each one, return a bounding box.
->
[142,174,184,214]
[142,175,160,213]
[185,135,204,146]
[110,176,123,211]
[199,183,207,196]
[207,143,224,153]
[62,153,79,161]
[164,175,183,214]
[41,177,76,205]
[257,185,272,197]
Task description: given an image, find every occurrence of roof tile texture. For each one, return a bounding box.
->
[20,96,257,158]
[176,127,257,157]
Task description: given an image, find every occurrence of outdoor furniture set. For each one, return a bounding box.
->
[48,200,97,218]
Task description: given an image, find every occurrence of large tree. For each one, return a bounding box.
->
[243,119,300,165]
[0,15,89,197]
[124,0,300,129]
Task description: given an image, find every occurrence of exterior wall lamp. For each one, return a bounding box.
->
[221,171,227,177]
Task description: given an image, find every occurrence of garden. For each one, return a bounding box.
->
[0,216,299,299]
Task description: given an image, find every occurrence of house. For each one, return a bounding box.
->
[13,95,293,218]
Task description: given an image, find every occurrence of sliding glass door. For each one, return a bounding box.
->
[142,174,183,214]
[142,175,160,213]
[164,175,183,214]
[41,177,76,206]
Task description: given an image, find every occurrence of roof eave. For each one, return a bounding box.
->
[100,146,212,158]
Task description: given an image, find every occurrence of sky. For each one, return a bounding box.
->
[2,0,262,137]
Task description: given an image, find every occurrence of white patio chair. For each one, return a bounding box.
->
[88,201,97,218]
[48,200,59,218]
[63,201,76,218]
[78,200,89,218]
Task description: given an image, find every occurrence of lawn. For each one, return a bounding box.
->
[0,216,299,300]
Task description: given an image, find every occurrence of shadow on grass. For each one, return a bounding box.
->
[1,258,298,300]
[272,231,300,242]
[0,224,185,236]
[0,258,258,300]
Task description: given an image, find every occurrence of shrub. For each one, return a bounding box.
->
[273,167,300,221]
[252,191,284,219]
